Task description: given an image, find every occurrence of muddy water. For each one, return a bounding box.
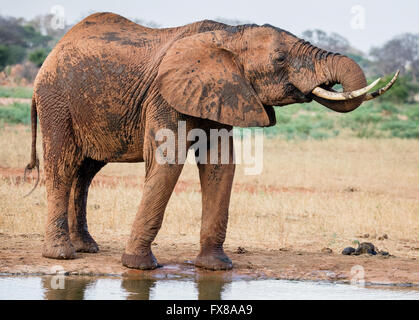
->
[1,274,418,300]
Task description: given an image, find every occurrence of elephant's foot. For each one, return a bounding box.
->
[42,240,76,260]
[195,249,233,270]
[121,251,159,270]
[70,233,99,253]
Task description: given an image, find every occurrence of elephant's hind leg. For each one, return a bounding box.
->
[68,158,106,253]
[42,133,82,260]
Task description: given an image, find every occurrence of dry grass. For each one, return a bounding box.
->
[0,125,418,258]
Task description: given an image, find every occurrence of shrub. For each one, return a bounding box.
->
[0,45,26,71]
[0,86,33,98]
[405,104,419,121]
[381,120,419,139]
[0,102,31,124]
[377,102,398,115]
[372,75,418,104]
[8,61,39,85]
[28,48,49,67]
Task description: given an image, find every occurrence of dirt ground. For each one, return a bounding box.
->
[0,233,418,287]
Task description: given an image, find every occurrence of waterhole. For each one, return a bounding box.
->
[1,274,418,300]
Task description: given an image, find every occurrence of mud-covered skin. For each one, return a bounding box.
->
[68,158,105,253]
[31,12,369,269]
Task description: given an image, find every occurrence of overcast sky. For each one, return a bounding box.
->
[1,0,418,53]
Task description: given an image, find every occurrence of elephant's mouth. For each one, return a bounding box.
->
[274,84,313,107]
[263,104,277,126]
[289,85,313,104]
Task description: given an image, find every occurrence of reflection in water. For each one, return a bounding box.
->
[39,272,231,300]
[196,275,231,300]
[42,277,94,300]
[119,273,231,300]
[121,278,156,300]
[1,270,418,300]
[38,269,233,300]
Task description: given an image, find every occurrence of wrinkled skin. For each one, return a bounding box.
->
[30,12,368,270]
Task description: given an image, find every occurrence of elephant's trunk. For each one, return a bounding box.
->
[313,55,367,113]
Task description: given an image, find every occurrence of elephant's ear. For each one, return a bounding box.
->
[156,32,273,127]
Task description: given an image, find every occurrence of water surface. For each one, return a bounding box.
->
[1,275,418,300]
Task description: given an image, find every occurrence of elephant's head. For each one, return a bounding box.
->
[156,24,398,127]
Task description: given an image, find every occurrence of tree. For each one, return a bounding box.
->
[0,44,26,70]
[26,14,69,39]
[370,33,419,82]
[0,16,27,46]
[22,25,52,48]
[0,45,9,70]
[0,15,52,70]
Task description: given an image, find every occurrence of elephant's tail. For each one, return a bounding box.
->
[23,96,39,197]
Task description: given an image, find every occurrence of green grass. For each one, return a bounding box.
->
[380,119,419,138]
[338,101,419,139]
[262,101,419,140]
[0,102,31,125]
[0,86,33,99]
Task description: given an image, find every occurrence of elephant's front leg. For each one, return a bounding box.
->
[195,136,235,270]
[122,162,184,270]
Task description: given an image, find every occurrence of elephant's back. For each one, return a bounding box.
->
[33,13,159,162]
[34,12,163,102]
[35,13,160,89]
[62,12,155,42]
[53,12,162,61]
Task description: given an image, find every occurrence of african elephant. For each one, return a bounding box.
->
[25,12,397,270]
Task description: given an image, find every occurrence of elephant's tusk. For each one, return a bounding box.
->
[364,70,400,101]
[312,78,381,101]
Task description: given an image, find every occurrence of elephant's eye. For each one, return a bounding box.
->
[274,53,286,64]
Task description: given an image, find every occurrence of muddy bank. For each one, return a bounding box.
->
[0,234,417,286]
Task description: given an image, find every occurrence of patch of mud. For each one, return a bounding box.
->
[0,234,418,287]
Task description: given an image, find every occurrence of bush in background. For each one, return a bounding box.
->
[372,74,419,104]
[0,86,32,98]
[28,48,48,67]
[0,102,31,125]
[6,61,39,85]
